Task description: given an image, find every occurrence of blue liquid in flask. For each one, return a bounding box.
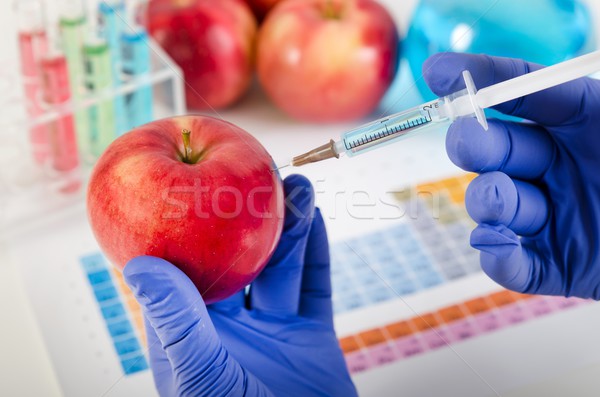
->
[381,0,595,112]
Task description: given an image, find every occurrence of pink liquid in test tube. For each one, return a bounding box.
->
[40,55,80,192]
[18,30,49,164]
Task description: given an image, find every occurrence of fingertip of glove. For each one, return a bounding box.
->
[123,256,192,303]
[423,52,468,96]
[465,172,518,225]
[313,206,324,223]
[422,53,449,93]
[284,174,312,191]
[446,118,497,171]
[472,224,533,293]
[283,174,315,229]
[308,207,327,241]
[470,224,519,256]
[124,256,169,282]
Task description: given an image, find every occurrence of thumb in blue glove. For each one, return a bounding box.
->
[124,174,357,396]
[424,52,600,299]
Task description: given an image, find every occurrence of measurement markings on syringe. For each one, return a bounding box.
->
[345,107,433,150]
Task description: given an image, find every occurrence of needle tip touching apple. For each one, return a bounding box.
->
[87,115,284,304]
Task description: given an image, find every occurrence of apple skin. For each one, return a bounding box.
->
[257,0,398,122]
[146,0,257,110]
[87,115,284,304]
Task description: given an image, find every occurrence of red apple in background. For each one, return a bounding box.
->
[87,116,284,304]
[257,0,398,122]
[245,0,284,20]
[146,0,257,110]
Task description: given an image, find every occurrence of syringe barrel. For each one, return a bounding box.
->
[340,98,451,157]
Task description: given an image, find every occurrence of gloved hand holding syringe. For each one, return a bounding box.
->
[282,50,600,168]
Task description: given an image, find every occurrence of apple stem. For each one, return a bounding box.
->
[324,0,337,19]
[182,129,192,163]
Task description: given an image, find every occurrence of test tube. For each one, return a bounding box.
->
[40,3,81,192]
[121,0,153,129]
[84,5,116,157]
[59,0,91,161]
[39,56,80,175]
[42,20,78,168]
[14,0,49,165]
[99,0,128,136]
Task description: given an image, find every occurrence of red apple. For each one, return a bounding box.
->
[146,0,257,110]
[245,0,284,20]
[87,115,284,304]
[257,0,398,122]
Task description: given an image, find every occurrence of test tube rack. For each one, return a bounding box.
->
[0,38,185,239]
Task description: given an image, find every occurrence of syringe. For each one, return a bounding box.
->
[289,50,600,168]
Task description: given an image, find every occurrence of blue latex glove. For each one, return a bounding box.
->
[124,174,357,397]
[423,52,600,299]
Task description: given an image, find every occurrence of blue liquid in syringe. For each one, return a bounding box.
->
[342,99,449,156]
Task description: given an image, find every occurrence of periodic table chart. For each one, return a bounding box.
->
[330,174,586,367]
[9,172,600,397]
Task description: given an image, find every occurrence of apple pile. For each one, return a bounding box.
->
[146,0,398,122]
[86,115,284,304]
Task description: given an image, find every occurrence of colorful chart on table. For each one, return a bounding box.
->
[330,173,478,313]
[329,173,588,375]
[339,290,587,375]
[80,253,148,376]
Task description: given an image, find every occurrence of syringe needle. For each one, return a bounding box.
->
[272,163,290,172]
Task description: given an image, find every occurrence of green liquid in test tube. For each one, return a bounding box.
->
[59,0,91,161]
[84,39,116,157]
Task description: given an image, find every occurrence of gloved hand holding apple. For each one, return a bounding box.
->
[123,177,358,397]
[87,116,358,396]
[87,115,284,303]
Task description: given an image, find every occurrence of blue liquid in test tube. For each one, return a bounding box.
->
[122,26,153,129]
[99,0,128,135]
